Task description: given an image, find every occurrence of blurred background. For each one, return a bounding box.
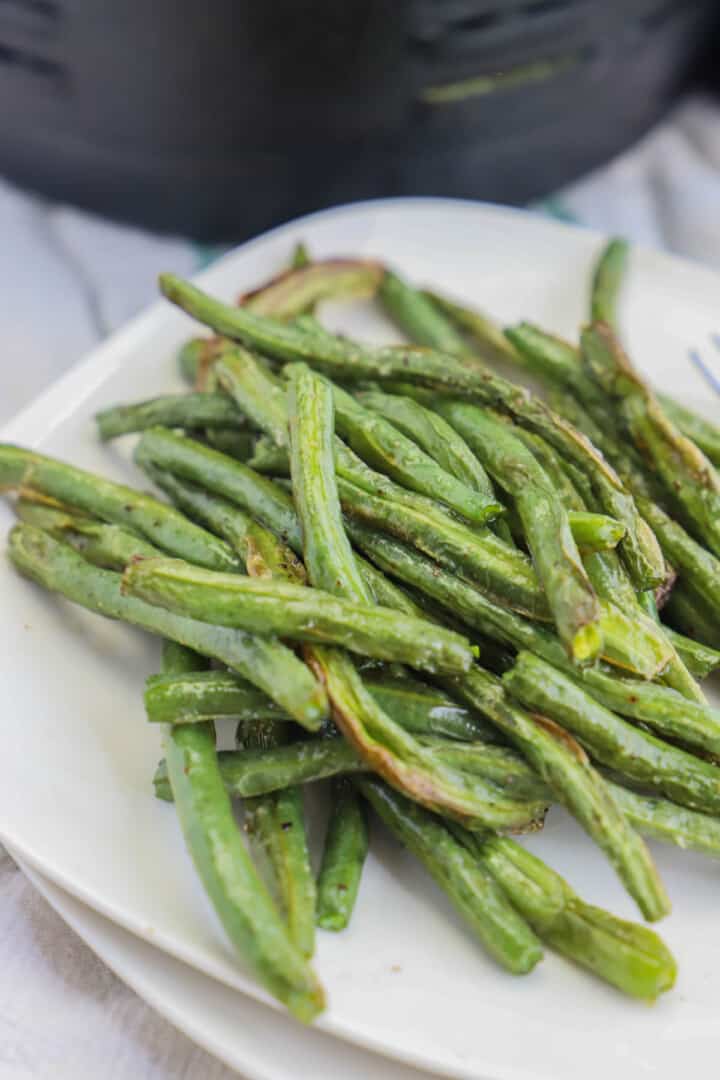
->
[1,0,718,237]
[0,8,719,1075]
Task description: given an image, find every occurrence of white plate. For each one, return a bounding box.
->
[14,851,443,1080]
[1,199,720,1080]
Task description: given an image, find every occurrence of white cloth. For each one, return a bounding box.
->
[1,93,719,1078]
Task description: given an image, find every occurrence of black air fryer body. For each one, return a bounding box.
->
[0,1,715,239]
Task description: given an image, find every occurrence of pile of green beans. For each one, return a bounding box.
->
[11,234,720,1021]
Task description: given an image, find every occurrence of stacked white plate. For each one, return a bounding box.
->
[1,201,719,1080]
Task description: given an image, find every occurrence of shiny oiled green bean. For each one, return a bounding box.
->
[582,323,720,558]
[608,782,720,859]
[456,828,676,1000]
[441,666,670,922]
[215,348,290,447]
[9,524,327,731]
[244,776,317,959]
[159,642,324,1019]
[664,585,720,652]
[590,238,630,327]
[153,735,547,828]
[204,429,256,461]
[123,557,474,674]
[657,395,720,467]
[287,363,370,601]
[338,476,548,620]
[330,381,503,526]
[356,388,498,504]
[316,780,369,931]
[144,669,494,742]
[378,268,469,355]
[434,401,602,663]
[134,428,302,552]
[96,393,244,440]
[357,777,543,974]
[0,444,240,572]
[154,738,363,802]
[422,290,520,369]
[14,499,163,569]
[503,652,720,815]
[141,464,307,584]
[663,624,720,678]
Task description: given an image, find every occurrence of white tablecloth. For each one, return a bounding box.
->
[1,94,719,1078]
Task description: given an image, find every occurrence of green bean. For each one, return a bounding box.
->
[96,393,243,440]
[244,776,317,959]
[355,388,498,504]
[510,426,585,512]
[330,381,504,526]
[204,429,256,461]
[287,363,370,600]
[434,401,602,662]
[146,669,288,727]
[636,495,720,615]
[564,510,625,553]
[239,258,383,318]
[351,526,720,753]
[214,348,290,447]
[657,395,720,468]
[608,782,720,859]
[515,437,686,685]
[154,736,547,828]
[316,780,369,931]
[9,524,327,731]
[247,436,292,475]
[154,738,361,802]
[664,586,720,652]
[582,323,720,557]
[357,777,543,974]
[378,268,469,355]
[355,556,427,616]
[0,444,241,573]
[158,273,663,590]
[138,464,307,584]
[339,477,548,619]
[309,629,541,833]
[662,625,720,679]
[442,666,670,921]
[503,652,720,815]
[456,829,676,999]
[134,428,302,552]
[590,238,629,327]
[145,669,494,742]
[583,548,690,687]
[158,641,324,1019]
[549,389,720,630]
[14,499,162,569]
[421,291,519,369]
[424,739,549,803]
[123,557,474,674]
